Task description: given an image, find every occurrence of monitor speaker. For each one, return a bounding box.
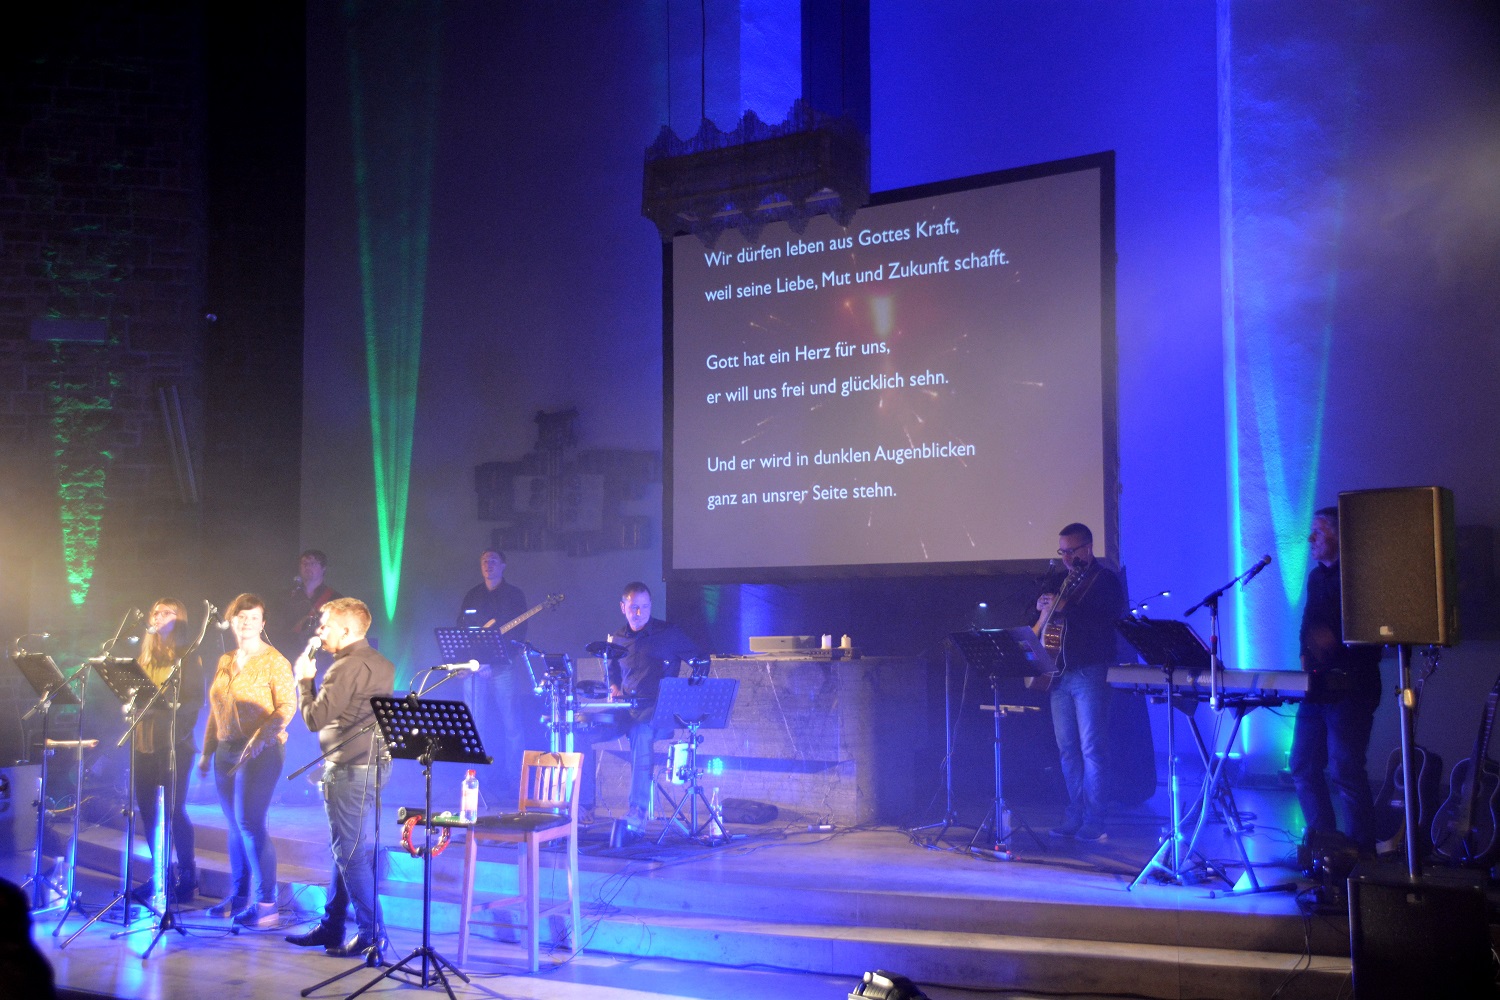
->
[1349,870,1493,999]
[1338,486,1458,646]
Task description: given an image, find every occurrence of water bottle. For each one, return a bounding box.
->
[710,786,724,833]
[460,769,479,823]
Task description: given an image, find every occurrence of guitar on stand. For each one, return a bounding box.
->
[1371,646,1443,858]
[1429,670,1500,868]
[1025,562,1097,692]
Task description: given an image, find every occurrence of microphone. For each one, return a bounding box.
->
[1242,554,1272,584]
[214,617,232,630]
[145,624,159,635]
[301,636,322,660]
[434,660,480,673]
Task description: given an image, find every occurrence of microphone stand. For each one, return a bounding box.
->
[134,601,220,959]
[1184,559,1269,712]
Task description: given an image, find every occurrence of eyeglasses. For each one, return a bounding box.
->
[1057,543,1091,557]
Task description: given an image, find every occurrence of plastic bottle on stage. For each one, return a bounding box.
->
[460,769,480,823]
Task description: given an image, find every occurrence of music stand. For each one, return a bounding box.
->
[12,653,83,912]
[1114,618,1210,671]
[651,677,738,845]
[82,656,170,938]
[946,631,1046,860]
[345,696,489,1000]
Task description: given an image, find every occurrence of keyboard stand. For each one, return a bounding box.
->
[1132,694,1296,897]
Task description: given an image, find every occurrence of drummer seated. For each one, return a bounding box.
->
[576,689,662,830]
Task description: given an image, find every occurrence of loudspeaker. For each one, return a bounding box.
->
[1349,870,1494,999]
[1339,486,1458,646]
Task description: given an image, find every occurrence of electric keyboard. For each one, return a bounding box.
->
[1107,664,1349,701]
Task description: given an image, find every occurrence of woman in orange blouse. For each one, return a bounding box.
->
[197,593,295,929]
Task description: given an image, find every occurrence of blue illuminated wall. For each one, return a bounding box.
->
[303,2,1500,778]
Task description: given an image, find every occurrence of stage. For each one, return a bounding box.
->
[11,780,1371,1000]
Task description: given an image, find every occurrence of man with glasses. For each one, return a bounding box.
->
[1035,523,1125,842]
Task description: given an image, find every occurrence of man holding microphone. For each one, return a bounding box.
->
[284,598,394,960]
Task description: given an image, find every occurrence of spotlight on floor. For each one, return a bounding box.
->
[848,969,930,1000]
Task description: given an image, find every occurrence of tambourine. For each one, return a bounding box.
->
[397,806,452,857]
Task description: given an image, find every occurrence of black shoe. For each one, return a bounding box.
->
[129,880,157,904]
[326,930,386,960]
[286,923,344,948]
[173,867,199,904]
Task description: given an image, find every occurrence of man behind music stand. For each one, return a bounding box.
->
[353,695,489,1000]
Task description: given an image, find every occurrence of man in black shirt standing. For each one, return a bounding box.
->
[579,582,704,828]
[286,597,394,959]
[1290,506,1383,852]
[456,549,532,787]
[1036,523,1125,843]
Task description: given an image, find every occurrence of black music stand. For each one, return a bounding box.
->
[651,677,738,845]
[12,653,83,912]
[434,627,511,666]
[946,630,1046,860]
[345,696,489,1000]
[85,656,172,938]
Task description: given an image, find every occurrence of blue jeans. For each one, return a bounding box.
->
[1290,685,1380,850]
[319,759,389,937]
[213,740,283,904]
[1050,665,1111,827]
[478,663,537,800]
[579,715,659,815]
[134,739,196,873]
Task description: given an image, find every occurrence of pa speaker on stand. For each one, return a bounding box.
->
[1338,486,1458,646]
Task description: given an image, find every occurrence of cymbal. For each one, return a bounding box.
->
[586,640,627,659]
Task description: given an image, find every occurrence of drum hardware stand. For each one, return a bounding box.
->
[13,650,86,914]
[343,692,489,1000]
[651,675,737,846]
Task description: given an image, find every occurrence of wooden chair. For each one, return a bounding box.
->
[457,750,582,972]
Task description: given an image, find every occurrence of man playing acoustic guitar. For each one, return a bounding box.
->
[1035,523,1125,843]
[1290,507,1383,854]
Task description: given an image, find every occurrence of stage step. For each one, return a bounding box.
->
[60,807,1353,1000]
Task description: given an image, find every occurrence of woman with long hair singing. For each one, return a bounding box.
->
[198,593,295,928]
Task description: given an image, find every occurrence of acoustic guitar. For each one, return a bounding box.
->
[1025,563,1095,692]
[1430,671,1500,867]
[1371,650,1441,857]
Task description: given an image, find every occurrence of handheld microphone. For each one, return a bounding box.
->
[434,660,480,673]
[302,636,322,659]
[1242,554,1272,584]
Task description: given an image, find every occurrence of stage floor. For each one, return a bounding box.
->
[13,781,1368,1000]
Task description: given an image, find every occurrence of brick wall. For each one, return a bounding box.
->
[0,4,208,762]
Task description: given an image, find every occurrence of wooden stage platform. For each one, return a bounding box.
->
[9,778,1388,1000]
